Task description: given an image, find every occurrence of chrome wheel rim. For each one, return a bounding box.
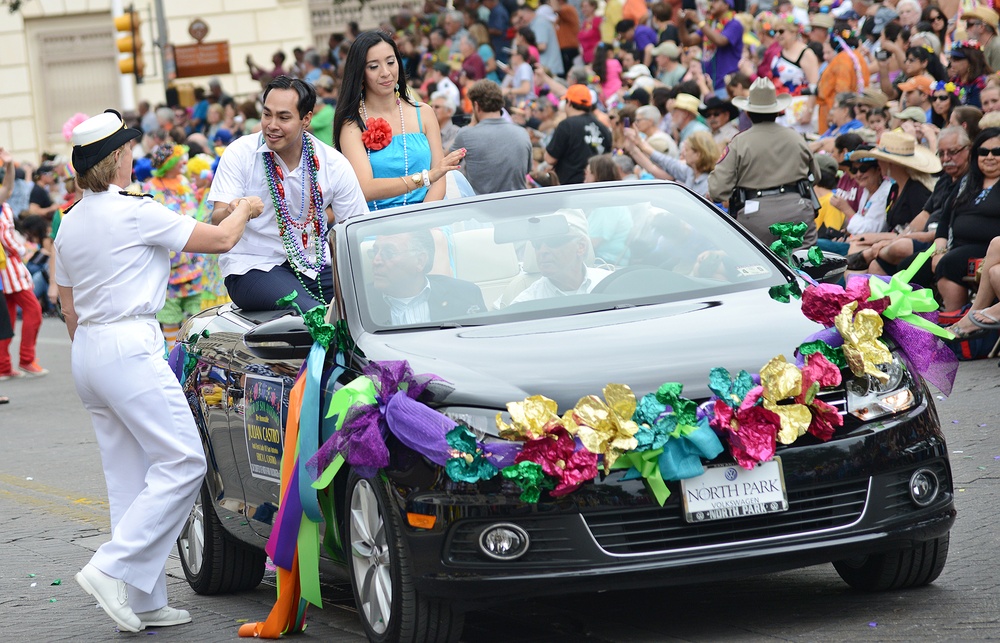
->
[350,479,392,635]
[178,495,205,575]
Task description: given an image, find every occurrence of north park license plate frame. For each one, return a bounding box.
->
[681,458,789,523]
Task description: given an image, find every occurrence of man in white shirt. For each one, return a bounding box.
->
[209,76,368,312]
[510,211,611,304]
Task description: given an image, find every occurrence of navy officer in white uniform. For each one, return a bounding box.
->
[56,110,265,633]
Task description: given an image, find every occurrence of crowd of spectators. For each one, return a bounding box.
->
[6,0,1000,391]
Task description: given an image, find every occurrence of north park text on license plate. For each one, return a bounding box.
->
[681,459,788,523]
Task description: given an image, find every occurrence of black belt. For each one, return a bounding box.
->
[744,183,800,198]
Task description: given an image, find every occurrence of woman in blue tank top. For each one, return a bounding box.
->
[334,31,466,211]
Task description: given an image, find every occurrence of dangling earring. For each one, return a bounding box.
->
[395,82,401,104]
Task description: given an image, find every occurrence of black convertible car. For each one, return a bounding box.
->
[175,182,955,643]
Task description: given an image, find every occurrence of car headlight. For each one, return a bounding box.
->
[441,406,508,440]
[845,353,917,421]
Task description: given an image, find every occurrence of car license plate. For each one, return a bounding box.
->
[681,459,788,523]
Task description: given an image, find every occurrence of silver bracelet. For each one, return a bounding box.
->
[421,169,430,187]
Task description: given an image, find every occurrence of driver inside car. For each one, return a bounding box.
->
[368,229,486,326]
[508,212,612,305]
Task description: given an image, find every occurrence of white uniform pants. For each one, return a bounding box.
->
[72,318,206,613]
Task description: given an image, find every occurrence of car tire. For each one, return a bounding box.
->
[833,534,950,591]
[177,482,266,595]
[346,472,464,643]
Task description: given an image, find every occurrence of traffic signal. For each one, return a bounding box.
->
[115,9,144,83]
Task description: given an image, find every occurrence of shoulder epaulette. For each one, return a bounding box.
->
[119,190,153,198]
[62,199,80,215]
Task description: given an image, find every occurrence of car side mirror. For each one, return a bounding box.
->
[791,249,848,285]
[243,314,313,360]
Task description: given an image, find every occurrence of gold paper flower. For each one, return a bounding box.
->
[563,384,639,472]
[496,395,562,440]
[835,302,892,382]
[760,355,812,445]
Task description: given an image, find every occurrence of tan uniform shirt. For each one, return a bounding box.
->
[708,121,820,202]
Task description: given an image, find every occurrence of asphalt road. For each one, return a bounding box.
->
[1,318,999,641]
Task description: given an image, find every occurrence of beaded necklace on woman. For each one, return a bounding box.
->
[262,132,326,302]
[360,86,408,210]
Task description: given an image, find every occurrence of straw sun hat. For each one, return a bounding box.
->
[866,130,942,174]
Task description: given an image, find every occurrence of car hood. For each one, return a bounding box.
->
[355,288,821,411]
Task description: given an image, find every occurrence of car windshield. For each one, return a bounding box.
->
[345,183,788,331]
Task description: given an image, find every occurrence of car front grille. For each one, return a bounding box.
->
[584,478,870,556]
[815,385,847,417]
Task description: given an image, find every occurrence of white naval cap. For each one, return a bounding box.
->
[71,109,142,175]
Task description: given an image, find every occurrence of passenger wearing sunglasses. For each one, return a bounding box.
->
[509,211,611,305]
[369,230,486,325]
[933,127,1000,312]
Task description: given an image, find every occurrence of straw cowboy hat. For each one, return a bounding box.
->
[965,6,999,30]
[731,77,792,113]
[866,130,942,174]
[673,93,705,116]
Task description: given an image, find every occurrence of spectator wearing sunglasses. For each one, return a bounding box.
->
[920,6,948,54]
[933,127,1000,312]
[840,130,941,269]
[866,126,971,278]
[962,7,1000,75]
[816,144,898,256]
[930,81,961,128]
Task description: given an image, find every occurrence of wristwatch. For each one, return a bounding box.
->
[411,172,423,188]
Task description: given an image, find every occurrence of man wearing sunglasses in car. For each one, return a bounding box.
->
[368,230,486,326]
[508,210,611,305]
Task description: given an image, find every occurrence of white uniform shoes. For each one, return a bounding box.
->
[76,564,193,632]
[75,563,142,633]
[136,606,193,629]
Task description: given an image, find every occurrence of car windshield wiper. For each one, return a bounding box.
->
[374,321,478,332]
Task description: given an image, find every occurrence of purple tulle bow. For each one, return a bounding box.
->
[883,317,957,396]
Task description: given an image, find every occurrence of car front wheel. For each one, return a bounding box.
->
[177,482,266,594]
[346,472,464,643]
[833,534,950,591]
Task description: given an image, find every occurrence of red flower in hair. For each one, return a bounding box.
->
[361,117,393,151]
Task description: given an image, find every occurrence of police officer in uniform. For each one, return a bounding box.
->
[56,110,264,633]
[709,77,820,249]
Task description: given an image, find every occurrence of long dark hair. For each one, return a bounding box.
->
[906,45,947,81]
[921,5,947,49]
[952,126,1000,209]
[930,85,959,128]
[952,45,988,83]
[333,31,416,150]
[592,43,609,83]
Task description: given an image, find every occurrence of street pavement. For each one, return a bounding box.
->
[1,318,999,641]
